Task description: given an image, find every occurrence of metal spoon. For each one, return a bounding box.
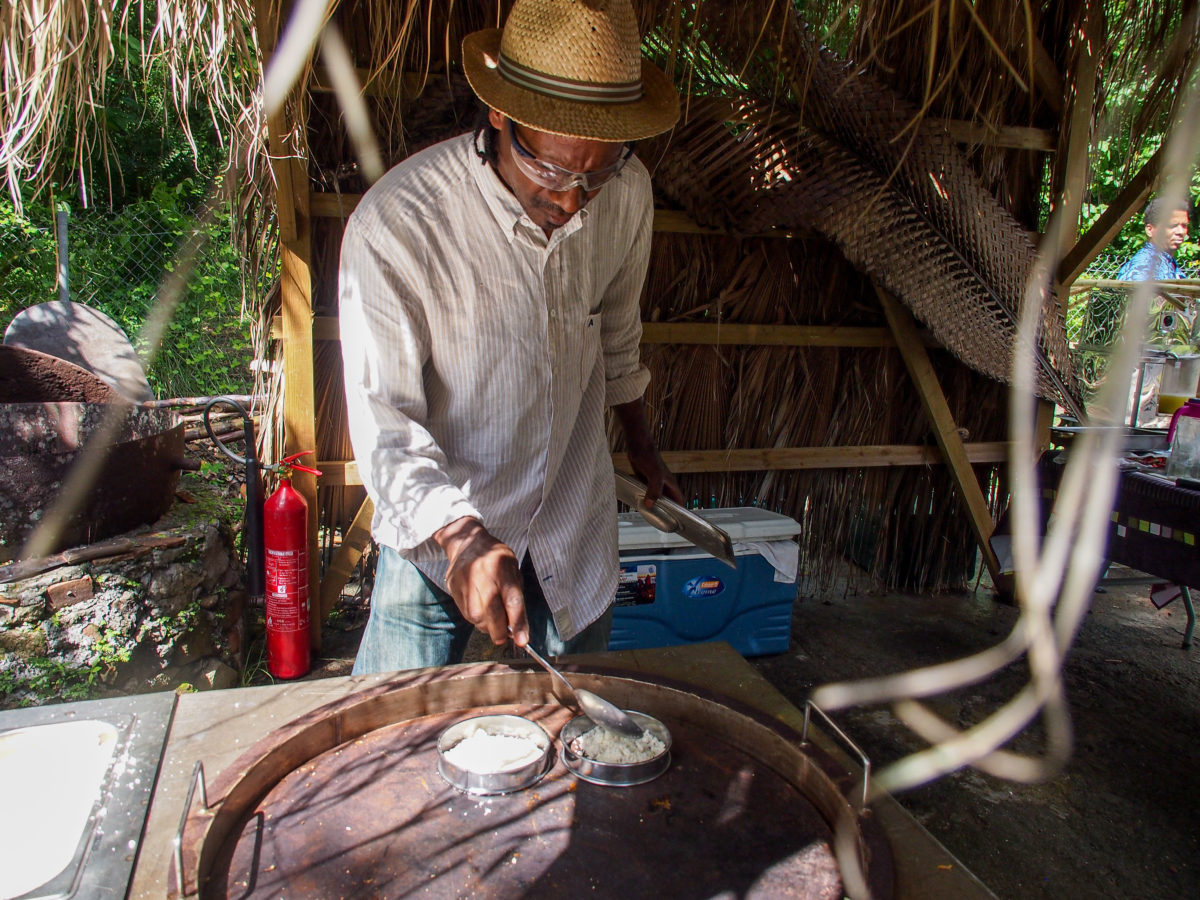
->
[523,644,644,737]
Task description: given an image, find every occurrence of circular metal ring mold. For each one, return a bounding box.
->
[436,713,552,795]
[559,711,671,786]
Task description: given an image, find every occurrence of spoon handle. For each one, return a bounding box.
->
[523,644,579,701]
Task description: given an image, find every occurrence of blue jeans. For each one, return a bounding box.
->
[352,546,613,674]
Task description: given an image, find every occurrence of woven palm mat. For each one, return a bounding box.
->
[646,25,1079,410]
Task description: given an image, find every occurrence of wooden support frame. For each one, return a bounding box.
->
[274,315,918,349]
[316,442,1011,487]
[1058,146,1165,286]
[875,284,1010,592]
[319,497,375,618]
[256,0,322,650]
[1048,4,1099,274]
[290,33,1077,617]
[309,193,793,237]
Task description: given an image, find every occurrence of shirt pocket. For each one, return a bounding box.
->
[580,312,602,390]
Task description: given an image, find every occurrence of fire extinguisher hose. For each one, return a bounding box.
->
[203,397,265,601]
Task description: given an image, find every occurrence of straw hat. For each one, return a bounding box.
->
[462,0,679,142]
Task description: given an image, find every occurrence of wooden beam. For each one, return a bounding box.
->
[1057,146,1164,286]
[255,0,322,650]
[272,314,340,342]
[316,443,1011,485]
[1049,6,1099,267]
[280,315,909,349]
[255,0,298,243]
[309,67,426,98]
[875,285,1008,590]
[930,119,1055,152]
[640,322,898,347]
[319,497,375,619]
[1031,36,1065,116]
[309,193,792,237]
[309,192,361,220]
[1036,399,1055,452]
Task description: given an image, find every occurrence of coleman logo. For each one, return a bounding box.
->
[683,576,725,598]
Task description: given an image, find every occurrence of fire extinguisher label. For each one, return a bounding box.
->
[265,547,309,632]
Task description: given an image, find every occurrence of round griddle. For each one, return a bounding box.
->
[178,664,893,899]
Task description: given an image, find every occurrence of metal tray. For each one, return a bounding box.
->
[614,471,737,568]
[176,663,894,899]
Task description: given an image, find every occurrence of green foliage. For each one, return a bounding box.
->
[0,13,266,400]
[0,191,258,399]
[0,626,133,707]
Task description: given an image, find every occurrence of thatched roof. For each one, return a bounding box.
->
[5,0,1199,589]
[8,1,1197,398]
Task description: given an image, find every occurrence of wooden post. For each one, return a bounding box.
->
[876,285,1010,592]
[320,498,374,618]
[256,0,322,650]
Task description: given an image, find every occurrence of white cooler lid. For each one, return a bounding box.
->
[617,506,800,550]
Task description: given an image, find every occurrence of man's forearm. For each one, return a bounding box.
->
[612,397,683,504]
[612,397,656,457]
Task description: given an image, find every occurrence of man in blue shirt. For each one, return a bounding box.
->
[1117,198,1190,281]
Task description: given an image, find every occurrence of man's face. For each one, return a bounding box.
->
[488,109,626,234]
[1147,209,1190,253]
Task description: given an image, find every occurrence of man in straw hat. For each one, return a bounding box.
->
[340,0,682,673]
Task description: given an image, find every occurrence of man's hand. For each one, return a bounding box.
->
[435,517,529,647]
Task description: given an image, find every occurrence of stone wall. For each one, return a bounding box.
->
[0,460,248,709]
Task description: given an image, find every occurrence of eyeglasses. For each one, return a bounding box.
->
[507,119,632,193]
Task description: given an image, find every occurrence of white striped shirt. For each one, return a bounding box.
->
[339,132,652,639]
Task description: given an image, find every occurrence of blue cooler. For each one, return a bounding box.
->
[609,507,801,656]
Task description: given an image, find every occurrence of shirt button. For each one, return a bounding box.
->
[550,309,558,318]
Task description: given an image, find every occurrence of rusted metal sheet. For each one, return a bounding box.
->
[0,346,182,562]
[178,665,894,899]
[0,343,120,404]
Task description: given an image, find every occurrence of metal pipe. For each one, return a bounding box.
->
[55,209,69,302]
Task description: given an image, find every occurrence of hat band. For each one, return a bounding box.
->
[498,52,644,104]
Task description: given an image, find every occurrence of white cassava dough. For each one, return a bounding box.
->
[442,726,546,774]
[570,724,665,764]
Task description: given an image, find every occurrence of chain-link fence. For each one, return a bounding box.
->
[0,201,260,399]
[1081,253,1199,279]
[1071,255,1200,419]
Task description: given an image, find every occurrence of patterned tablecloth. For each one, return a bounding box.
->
[1034,453,1200,590]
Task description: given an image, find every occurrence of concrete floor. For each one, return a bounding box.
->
[751,565,1198,900]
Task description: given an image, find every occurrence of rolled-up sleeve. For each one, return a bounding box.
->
[339,208,481,552]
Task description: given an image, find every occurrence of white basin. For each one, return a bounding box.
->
[0,719,118,899]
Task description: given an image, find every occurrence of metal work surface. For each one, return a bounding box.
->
[133,644,995,900]
[0,691,176,900]
[207,705,852,898]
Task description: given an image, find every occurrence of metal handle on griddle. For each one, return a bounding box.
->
[802,701,872,811]
[173,760,210,898]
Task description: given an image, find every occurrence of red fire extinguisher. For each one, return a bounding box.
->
[263,451,322,679]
